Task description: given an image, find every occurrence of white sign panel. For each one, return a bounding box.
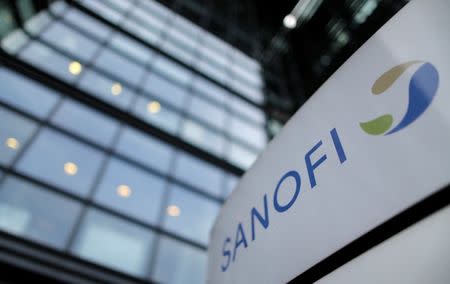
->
[208,0,450,283]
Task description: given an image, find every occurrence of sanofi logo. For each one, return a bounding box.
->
[360,61,439,135]
[218,61,440,273]
[220,128,347,272]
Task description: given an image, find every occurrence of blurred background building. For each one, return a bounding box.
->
[0,0,409,283]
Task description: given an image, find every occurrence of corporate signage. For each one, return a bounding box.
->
[207,0,450,283]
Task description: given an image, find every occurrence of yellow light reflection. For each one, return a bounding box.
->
[147,101,161,114]
[68,61,82,75]
[5,137,19,150]
[166,205,181,217]
[64,162,78,176]
[111,83,122,96]
[117,184,132,198]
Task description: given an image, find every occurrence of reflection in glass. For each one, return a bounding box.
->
[94,158,166,225]
[50,99,120,148]
[173,152,224,197]
[115,127,175,174]
[15,128,105,197]
[0,68,60,119]
[152,236,207,284]
[132,96,181,135]
[78,69,136,110]
[41,22,100,62]
[0,107,38,166]
[0,176,81,249]
[70,209,155,277]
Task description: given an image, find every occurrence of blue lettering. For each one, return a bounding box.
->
[221,237,232,272]
[330,128,347,164]
[305,141,327,188]
[232,223,248,262]
[273,170,301,212]
[251,194,270,241]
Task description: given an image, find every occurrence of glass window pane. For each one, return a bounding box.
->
[227,142,258,170]
[41,22,100,62]
[0,68,60,119]
[1,29,29,54]
[78,69,136,110]
[187,96,226,130]
[152,236,207,284]
[79,0,124,24]
[135,0,172,20]
[15,128,105,197]
[23,11,51,36]
[19,41,83,83]
[192,76,229,105]
[224,174,239,198]
[94,48,145,87]
[94,158,166,225]
[0,2,18,38]
[229,78,264,105]
[160,39,195,65]
[163,185,220,245]
[0,176,81,249]
[129,6,166,32]
[0,107,38,166]
[132,96,181,135]
[173,152,223,197]
[115,127,174,174]
[109,33,154,64]
[180,119,225,156]
[195,59,230,84]
[122,18,161,45]
[152,56,192,86]
[50,99,120,148]
[228,96,265,124]
[167,26,198,50]
[64,8,112,41]
[70,209,155,277]
[229,117,267,150]
[143,73,189,109]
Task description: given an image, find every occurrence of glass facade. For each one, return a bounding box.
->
[0,0,267,283]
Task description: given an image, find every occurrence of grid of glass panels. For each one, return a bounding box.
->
[0,66,242,282]
[1,0,267,170]
[0,0,265,282]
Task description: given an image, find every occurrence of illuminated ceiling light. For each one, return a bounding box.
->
[147,101,161,114]
[68,61,82,75]
[5,137,19,150]
[166,205,181,217]
[117,184,132,198]
[283,14,297,29]
[111,83,122,96]
[64,162,78,176]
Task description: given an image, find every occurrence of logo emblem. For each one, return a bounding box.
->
[360,61,439,135]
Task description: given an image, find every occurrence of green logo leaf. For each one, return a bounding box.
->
[360,114,393,135]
